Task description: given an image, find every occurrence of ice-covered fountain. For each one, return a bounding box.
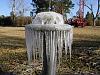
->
[25,12,73,75]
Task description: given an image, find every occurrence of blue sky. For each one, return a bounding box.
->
[67,0,98,18]
[0,0,32,16]
[0,0,99,18]
[0,0,10,16]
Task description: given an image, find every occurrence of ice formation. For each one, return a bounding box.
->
[25,12,73,75]
[32,12,64,24]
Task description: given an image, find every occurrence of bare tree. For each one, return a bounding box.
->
[9,0,32,26]
[9,0,16,25]
[9,0,31,16]
[84,0,100,26]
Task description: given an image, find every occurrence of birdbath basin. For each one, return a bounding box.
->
[25,12,73,75]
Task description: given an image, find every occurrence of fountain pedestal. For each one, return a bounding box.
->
[25,12,73,75]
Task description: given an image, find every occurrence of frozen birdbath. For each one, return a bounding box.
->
[25,12,73,75]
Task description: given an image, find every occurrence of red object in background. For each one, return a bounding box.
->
[67,0,87,27]
[67,17,87,27]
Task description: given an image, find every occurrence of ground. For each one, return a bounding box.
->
[0,26,100,75]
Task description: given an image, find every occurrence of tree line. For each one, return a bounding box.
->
[31,0,74,17]
[84,0,100,26]
[85,12,100,26]
[0,15,32,26]
[32,0,100,26]
[0,0,100,26]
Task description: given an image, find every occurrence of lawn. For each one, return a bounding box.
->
[0,26,100,75]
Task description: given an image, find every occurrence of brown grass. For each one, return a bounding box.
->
[0,26,100,74]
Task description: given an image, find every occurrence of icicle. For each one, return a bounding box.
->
[37,31,40,60]
[55,30,58,59]
[41,32,43,64]
[32,31,35,62]
[25,27,33,64]
[58,30,61,66]
[39,31,42,63]
[57,31,60,65]
[49,31,56,75]
[49,31,53,75]
[48,31,51,61]
[30,28,34,63]
[54,31,57,74]
[34,31,37,62]
[52,31,57,75]
[60,31,63,62]
[38,31,41,60]
[69,28,73,61]
[37,31,39,60]
[38,31,41,62]
[35,31,37,60]
[70,28,73,45]
[45,31,49,63]
[64,31,68,56]
[48,30,57,75]
[67,30,72,61]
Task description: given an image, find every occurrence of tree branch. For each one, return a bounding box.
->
[84,4,92,11]
[96,0,100,18]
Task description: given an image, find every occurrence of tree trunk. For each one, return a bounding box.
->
[92,18,95,26]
